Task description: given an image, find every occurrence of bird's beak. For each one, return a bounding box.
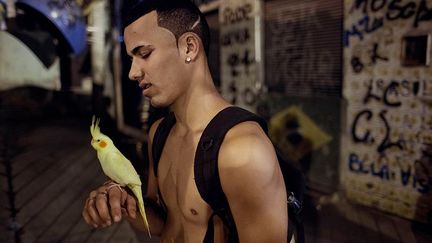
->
[90,139,97,149]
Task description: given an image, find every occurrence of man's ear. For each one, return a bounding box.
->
[179,32,200,62]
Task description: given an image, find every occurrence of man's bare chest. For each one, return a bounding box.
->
[157,134,211,223]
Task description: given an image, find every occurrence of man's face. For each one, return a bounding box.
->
[124,11,188,107]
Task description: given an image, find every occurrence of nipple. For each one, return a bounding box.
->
[190,208,198,216]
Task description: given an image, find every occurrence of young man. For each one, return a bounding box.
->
[82,0,288,242]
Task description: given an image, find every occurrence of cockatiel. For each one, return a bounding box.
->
[90,116,150,237]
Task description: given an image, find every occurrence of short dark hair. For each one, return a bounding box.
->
[123,0,210,55]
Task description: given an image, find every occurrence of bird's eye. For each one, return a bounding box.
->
[97,139,100,142]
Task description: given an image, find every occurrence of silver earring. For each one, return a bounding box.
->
[185,56,191,63]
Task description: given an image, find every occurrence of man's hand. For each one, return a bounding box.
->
[82,183,138,228]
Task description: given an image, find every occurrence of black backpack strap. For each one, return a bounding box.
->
[151,112,176,176]
[195,106,267,243]
[291,215,305,243]
[150,112,176,221]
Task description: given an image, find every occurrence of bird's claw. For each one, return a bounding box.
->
[104,180,124,193]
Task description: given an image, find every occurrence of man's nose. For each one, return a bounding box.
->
[128,59,143,81]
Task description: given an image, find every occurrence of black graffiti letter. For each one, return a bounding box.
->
[371,0,387,12]
[387,0,416,20]
[242,49,254,75]
[352,109,373,143]
[383,81,402,107]
[371,43,388,64]
[414,0,432,27]
[363,79,381,104]
[349,0,369,14]
[377,110,404,153]
[351,56,364,73]
[227,53,240,77]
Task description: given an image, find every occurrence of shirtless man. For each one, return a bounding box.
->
[82,0,287,242]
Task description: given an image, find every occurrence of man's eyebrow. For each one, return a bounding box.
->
[130,45,153,56]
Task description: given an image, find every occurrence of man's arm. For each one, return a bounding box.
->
[82,119,166,236]
[219,121,288,242]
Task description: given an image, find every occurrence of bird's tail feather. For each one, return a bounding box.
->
[130,185,151,238]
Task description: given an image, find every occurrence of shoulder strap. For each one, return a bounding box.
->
[151,112,176,176]
[194,106,267,206]
[195,106,266,243]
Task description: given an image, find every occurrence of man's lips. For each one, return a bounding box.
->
[139,82,152,90]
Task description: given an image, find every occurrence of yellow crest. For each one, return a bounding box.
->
[90,115,101,138]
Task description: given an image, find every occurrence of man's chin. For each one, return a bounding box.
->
[149,98,169,109]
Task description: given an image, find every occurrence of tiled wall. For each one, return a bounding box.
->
[342,0,432,222]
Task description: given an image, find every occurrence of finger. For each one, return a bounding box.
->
[121,207,128,216]
[95,191,112,225]
[108,186,123,223]
[126,194,137,219]
[82,210,93,226]
[82,198,96,226]
[87,197,104,227]
[120,188,128,206]
[84,191,102,227]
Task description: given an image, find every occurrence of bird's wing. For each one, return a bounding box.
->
[102,150,142,186]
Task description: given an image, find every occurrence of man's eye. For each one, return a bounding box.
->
[140,51,151,59]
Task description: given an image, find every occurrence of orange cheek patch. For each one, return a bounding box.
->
[99,141,107,148]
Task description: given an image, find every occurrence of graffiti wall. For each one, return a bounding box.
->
[219,0,264,111]
[342,0,432,222]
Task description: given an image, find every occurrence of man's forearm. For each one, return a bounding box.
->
[127,198,166,236]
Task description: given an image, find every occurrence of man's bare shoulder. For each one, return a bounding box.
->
[218,120,278,174]
[217,121,287,242]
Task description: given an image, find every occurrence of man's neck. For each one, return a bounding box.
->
[169,77,230,134]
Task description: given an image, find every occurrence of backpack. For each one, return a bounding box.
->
[152,106,305,243]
